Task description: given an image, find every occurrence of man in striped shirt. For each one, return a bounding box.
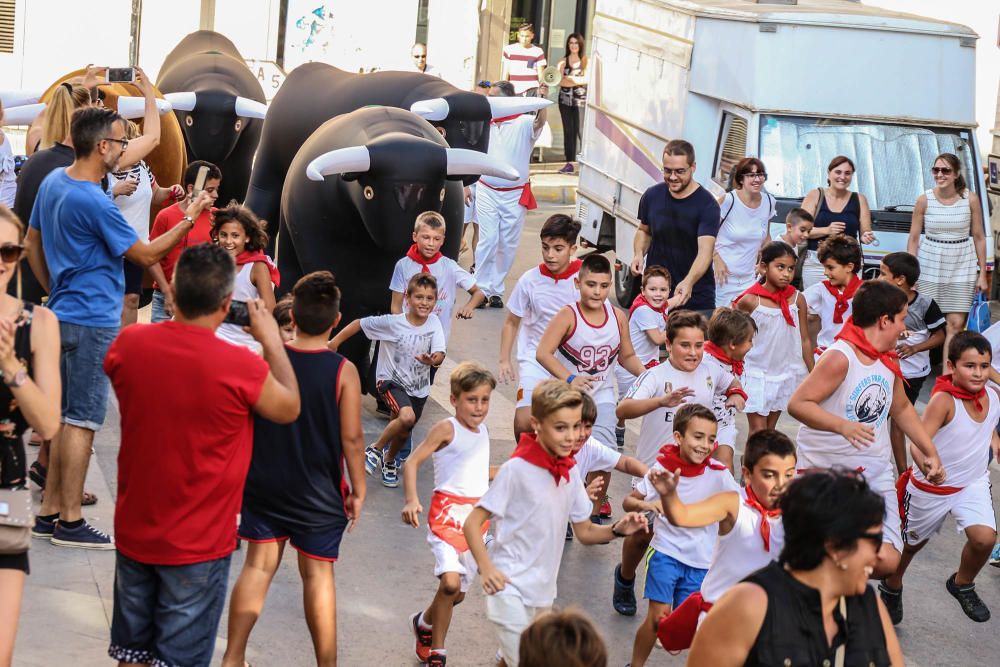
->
[502,23,548,97]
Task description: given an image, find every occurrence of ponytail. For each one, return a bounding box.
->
[40,83,90,150]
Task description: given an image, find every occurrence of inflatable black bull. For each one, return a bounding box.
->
[246,62,548,247]
[278,106,517,384]
[157,30,267,205]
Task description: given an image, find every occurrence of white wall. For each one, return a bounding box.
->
[426,0,482,88]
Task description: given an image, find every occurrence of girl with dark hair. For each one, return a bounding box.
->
[688,469,904,666]
[556,33,588,174]
[906,152,987,353]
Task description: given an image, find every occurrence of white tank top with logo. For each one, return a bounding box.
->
[796,339,894,465]
[912,389,999,489]
[433,417,490,497]
[557,302,621,403]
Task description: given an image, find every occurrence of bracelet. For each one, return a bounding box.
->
[566,374,577,385]
[611,522,626,538]
[724,387,748,401]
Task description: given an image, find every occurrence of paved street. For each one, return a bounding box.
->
[14,203,1000,666]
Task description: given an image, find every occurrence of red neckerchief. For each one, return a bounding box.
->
[510,432,575,485]
[539,258,582,282]
[932,374,986,412]
[704,341,744,377]
[629,293,668,319]
[822,275,862,324]
[406,243,443,273]
[235,250,281,288]
[834,317,903,381]
[735,284,796,326]
[655,444,727,478]
[491,113,522,125]
[743,485,781,552]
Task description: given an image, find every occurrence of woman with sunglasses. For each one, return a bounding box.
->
[714,157,777,306]
[688,468,904,666]
[906,152,987,353]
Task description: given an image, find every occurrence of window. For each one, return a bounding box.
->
[713,112,748,188]
[0,0,13,54]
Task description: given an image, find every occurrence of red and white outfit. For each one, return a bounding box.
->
[216,252,280,353]
[390,245,476,344]
[427,417,491,592]
[501,42,546,95]
[899,379,999,545]
[615,295,668,396]
[575,436,623,477]
[508,260,581,408]
[804,276,860,358]
[703,342,744,450]
[474,114,541,299]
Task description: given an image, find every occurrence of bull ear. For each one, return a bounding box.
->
[0,90,42,107]
[234,96,267,119]
[2,103,46,126]
[306,146,372,181]
[409,98,449,122]
[445,148,518,181]
[486,96,552,118]
[163,92,197,111]
[115,97,173,119]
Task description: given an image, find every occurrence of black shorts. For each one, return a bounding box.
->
[0,551,29,574]
[123,259,144,296]
[903,374,928,405]
[376,380,427,422]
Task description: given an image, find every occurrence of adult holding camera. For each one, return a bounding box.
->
[556,33,587,175]
[25,107,212,549]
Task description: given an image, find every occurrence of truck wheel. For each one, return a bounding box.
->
[614,260,639,308]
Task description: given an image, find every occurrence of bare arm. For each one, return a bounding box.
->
[797,293,814,372]
[675,235,715,305]
[402,420,454,527]
[858,193,874,243]
[25,227,49,294]
[631,224,651,275]
[329,319,363,351]
[338,360,366,531]
[969,191,989,292]
[124,191,211,267]
[906,195,927,255]
[642,327,667,346]
[615,308,647,376]
[250,262,277,310]
[117,67,161,169]
[572,512,648,545]
[892,378,944,482]
[615,455,648,478]
[248,300,300,423]
[647,467,738,528]
[532,105,547,135]
[456,285,485,319]
[464,506,509,594]
[389,291,404,315]
[687,583,767,666]
[788,349,869,443]
[622,488,662,515]
[536,307,594,391]
[877,596,906,666]
[498,311,522,384]
[0,308,61,440]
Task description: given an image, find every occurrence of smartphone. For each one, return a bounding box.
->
[107,67,136,84]
[191,165,209,200]
[224,300,250,327]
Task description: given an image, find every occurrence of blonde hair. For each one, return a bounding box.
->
[0,205,25,241]
[41,83,90,149]
[531,380,583,421]
[123,119,141,141]
[449,361,496,397]
[414,210,445,233]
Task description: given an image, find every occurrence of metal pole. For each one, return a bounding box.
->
[129,0,143,66]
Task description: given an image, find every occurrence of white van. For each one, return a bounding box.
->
[574,0,992,302]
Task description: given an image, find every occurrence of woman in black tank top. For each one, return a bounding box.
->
[688,470,902,666]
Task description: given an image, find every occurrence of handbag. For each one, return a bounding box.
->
[967,291,991,333]
[0,487,32,554]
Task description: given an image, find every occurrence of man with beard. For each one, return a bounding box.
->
[26,107,212,549]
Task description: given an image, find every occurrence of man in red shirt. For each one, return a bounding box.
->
[104,243,300,667]
[148,160,221,321]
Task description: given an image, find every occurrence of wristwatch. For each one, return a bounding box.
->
[181,215,194,224]
[3,370,27,389]
[611,521,626,539]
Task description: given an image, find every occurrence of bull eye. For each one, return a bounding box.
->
[439,188,445,202]
[184,115,193,127]
[234,119,243,132]
[363,185,374,200]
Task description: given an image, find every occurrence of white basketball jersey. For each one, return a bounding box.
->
[557,302,621,401]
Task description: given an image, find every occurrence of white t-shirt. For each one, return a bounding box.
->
[624,360,736,466]
[508,263,581,365]
[804,282,854,350]
[636,462,738,568]
[715,192,775,277]
[629,304,666,366]
[501,42,546,94]
[389,256,475,343]
[112,161,156,241]
[477,458,592,607]
[703,355,738,447]
[575,436,622,477]
[481,115,539,188]
[360,313,446,398]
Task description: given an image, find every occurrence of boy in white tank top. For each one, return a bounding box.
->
[788,280,945,579]
[882,332,1000,625]
[650,429,796,651]
[400,363,496,666]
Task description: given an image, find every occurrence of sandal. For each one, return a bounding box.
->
[82,491,98,506]
[29,461,46,489]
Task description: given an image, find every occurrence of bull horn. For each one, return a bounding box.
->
[445,148,518,181]
[1,90,42,107]
[234,96,267,119]
[409,98,449,122]
[163,92,197,111]
[115,96,173,119]
[2,103,46,126]
[306,146,372,181]
[486,96,552,118]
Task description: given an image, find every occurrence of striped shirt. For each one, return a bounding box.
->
[502,43,546,94]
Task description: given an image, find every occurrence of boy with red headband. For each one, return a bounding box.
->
[804,233,862,358]
[883,332,999,625]
[703,308,756,470]
[463,380,648,667]
[788,280,945,582]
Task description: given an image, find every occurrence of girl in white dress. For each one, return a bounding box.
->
[733,241,813,434]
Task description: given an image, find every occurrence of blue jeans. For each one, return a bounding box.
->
[151,289,171,323]
[59,321,118,431]
[109,552,231,667]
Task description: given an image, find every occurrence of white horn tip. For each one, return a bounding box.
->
[409,98,448,122]
[306,164,325,181]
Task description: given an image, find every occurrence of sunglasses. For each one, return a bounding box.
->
[0,244,24,263]
[857,530,883,549]
[931,166,953,175]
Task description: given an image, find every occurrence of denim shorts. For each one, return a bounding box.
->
[150,289,171,323]
[642,548,707,607]
[109,552,231,667]
[60,321,118,431]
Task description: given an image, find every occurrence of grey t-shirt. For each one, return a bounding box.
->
[900,291,945,378]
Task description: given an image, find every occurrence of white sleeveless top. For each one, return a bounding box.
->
[112,161,155,241]
[715,191,776,277]
[557,302,621,402]
[797,339,894,464]
[923,189,971,241]
[912,389,999,489]
[216,263,261,350]
[700,487,784,604]
[742,296,807,379]
[433,417,490,497]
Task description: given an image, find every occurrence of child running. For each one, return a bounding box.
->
[463,380,648,667]
[734,240,813,434]
[773,207,814,255]
[883,332,999,624]
[624,404,737,667]
[804,233,862,357]
[499,214,582,441]
[331,273,446,487]
[703,308,755,470]
[401,362,496,666]
[222,272,365,667]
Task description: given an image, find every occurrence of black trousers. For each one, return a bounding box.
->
[559,103,582,162]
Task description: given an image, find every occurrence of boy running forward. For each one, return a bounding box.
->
[499,214,582,441]
[788,280,946,578]
[804,233,862,357]
[223,272,365,667]
[401,363,496,666]
[883,332,999,624]
[703,308,755,470]
[652,429,796,651]
[463,380,648,667]
[624,404,738,667]
[331,273,446,487]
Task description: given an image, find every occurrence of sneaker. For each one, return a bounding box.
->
[410,611,432,662]
[989,543,1000,568]
[476,298,488,309]
[878,582,903,625]
[566,523,573,540]
[364,445,383,476]
[31,515,56,540]
[51,520,115,550]
[613,564,637,616]
[427,653,446,667]
[615,426,625,451]
[946,573,990,622]
[382,461,399,488]
[599,496,612,519]
[488,295,504,309]
[558,162,575,174]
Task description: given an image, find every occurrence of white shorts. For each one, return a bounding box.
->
[590,398,618,451]
[485,594,550,667]
[516,359,552,409]
[616,364,640,398]
[901,475,996,545]
[428,532,478,593]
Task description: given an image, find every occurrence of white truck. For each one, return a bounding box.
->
[574,0,993,303]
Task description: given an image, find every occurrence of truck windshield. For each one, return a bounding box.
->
[759,115,976,210]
